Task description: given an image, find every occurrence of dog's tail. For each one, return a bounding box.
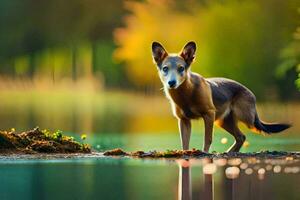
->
[253,114,291,134]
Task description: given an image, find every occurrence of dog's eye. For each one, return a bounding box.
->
[162,66,168,73]
[178,66,185,73]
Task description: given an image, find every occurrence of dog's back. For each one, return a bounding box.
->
[205,77,255,126]
[206,77,254,110]
[207,77,290,134]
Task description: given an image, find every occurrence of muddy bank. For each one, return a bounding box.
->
[103,148,300,159]
[0,127,91,154]
[0,128,299,160]
[0,148,299,160]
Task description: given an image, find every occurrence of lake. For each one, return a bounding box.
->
[0,90,299,200]
[0,149,300,200]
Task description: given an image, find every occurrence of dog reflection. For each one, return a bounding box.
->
[178,162,191,200]
[177,159,214,200]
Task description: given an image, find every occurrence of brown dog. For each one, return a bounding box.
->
[152,41,291,152]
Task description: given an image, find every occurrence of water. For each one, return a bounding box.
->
[0,90,299,135]
[0,155,299,200]
[0,132,300,200]
[0,91,300,199]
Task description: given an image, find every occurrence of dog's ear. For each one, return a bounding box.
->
[152,42,168,66]
[180,41,196,66]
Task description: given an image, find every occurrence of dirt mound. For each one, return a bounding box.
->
[0,127,91,154]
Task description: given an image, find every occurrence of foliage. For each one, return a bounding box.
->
[0,0,126,87]
[277,23,300,90]
[52,130,63,141]
[0,0,299,99]
[114,0,300,99]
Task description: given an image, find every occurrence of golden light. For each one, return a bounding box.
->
[266,164,273,171]
[228,158,242,166]
[176,159,191,168]
[258,168,266,175]
[258,168,266,180]
[247,157,257,164]
[273,165,282,173]
[284,167,292,173]
[283,167,299,174]
[292,167,300,173]
[213,158,227,166]
[243,141,250,147]
[285,157,294,161]
[221,137,228,144]
[240,162,248,170]
[245,168,253,175]
[202,158,213,165]
[203,163,217,174]
[225,166,240,179]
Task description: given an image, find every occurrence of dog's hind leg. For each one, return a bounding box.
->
[220,111,246,152]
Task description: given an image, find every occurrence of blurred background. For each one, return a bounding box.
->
[0,0,300,151]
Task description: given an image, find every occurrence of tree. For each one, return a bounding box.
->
[114,0,300,99]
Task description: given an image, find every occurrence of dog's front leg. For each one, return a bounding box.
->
[178,119,191,150]
[202,111,215,152]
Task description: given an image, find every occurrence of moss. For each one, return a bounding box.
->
[103,148,128,156]
[103,148,209,158]
[103,148,300,159]
[0,127,91,154]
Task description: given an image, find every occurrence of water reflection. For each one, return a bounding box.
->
[0,91,298,135]
[176,157,300,200]
[203,167,214,200]
[177,159,214,200]
[178,163,191,200]
[0,157,300,200]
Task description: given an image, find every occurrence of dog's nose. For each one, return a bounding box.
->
[168,80,176,88]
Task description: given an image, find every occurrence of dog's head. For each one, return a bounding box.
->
[152,41,196,89]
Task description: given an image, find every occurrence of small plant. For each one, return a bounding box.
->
[42,129,50,138]
[81,134,87,140]
[0,127,91,153]
[52,130,63,141]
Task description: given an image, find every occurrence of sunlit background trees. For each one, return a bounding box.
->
[115,0,300,99]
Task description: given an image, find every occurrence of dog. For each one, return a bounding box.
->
[151,41,291,152]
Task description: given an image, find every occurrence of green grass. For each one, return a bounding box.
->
[81,129,300,153]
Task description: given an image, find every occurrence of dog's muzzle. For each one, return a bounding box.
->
[168,80,176,88]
